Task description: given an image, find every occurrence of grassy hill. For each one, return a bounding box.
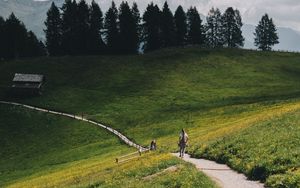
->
[0,47,300,187]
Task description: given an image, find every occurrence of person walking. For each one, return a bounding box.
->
[178,129,188,158]
[150,140,157,150]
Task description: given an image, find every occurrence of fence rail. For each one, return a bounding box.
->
[0,101,148,151]
[116,149,150,164]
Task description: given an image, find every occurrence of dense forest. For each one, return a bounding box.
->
[0,0,279,59]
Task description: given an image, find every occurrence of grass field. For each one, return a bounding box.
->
[0,105,217,188]
[1,47,300,187]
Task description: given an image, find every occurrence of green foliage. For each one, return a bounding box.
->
[222,7,244,48]
[118,1,139,54]
[205,8,223,48]
[142,3,162,52]
[1,13,45,59]
[187,7,205,45]
[161,1,176,47]
[88,0,105,55]
[255,14,279,51]
[174,6,187,46]
[44,2,62,56]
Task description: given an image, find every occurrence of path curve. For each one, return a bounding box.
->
[0,101,147,151]
[173,153,264,188]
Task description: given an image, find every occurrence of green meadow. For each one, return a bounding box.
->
[0,47,300,187]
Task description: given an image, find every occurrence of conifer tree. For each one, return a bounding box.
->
[131,2,141,51]
[104,1,119,54]
[76,0,90,55]
[118,1,138,54]
[3,13,28,58]
[222,7,244,48]
[187,7,205,45]
[161,1,175,47]
[25,31,46,57]
[205,8,223,48]
[2,13,44,59]
[142,3,162,52]
[254,14,279,51]
[44,2,62,56]
[0,16,5,59]
[174,6,187,46]
[88,0,105,54]
[61,0,78,55]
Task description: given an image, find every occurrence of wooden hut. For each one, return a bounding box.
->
[11,73,45,96]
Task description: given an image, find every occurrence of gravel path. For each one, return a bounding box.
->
[173,153,264,188]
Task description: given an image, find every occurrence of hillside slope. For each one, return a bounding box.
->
[1,48,300,187]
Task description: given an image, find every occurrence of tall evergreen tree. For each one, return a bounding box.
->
[61,0,78,55]
[76,0,90,55]
[205,8,224,48]
[104,1,119,54]
[161,1,175,47]
[142,3,162,52]
[131,2,141,51]
[2,13,44,59]
[3,13,28,59]
[187,7,205,45]
[0,16,5,59]
[222,7,244,48]
[44,2,62,56]
[118,1,138,54]
[174,5,187,46]
[25,31,46,57]
[254,14,279,51]
[88,0,105,54]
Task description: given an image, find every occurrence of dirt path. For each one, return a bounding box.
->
[0,101,148,151]
[173,153,264,188]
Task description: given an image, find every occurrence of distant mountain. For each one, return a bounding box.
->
[1,0,300,52]
[243,24,300,52]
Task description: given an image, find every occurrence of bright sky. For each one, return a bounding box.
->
[34,0,300,31]
[94,0,300,31]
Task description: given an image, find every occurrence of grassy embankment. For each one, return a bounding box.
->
[1,48,300,187]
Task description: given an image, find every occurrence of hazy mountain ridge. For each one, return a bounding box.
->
[1,0,300,52]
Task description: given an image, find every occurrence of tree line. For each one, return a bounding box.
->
[0,14,46,59]
[0,0,280,59]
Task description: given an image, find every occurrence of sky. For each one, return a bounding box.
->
[34,0,300,31]
[92,0,300,32]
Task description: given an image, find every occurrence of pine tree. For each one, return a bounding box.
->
[222,7,244,48]
[61,0,78,55]
[205,8,223,48]
[118,1,138,54]
[0,16,5,59]
[142,3,162,52]
[3,13,28,59]
[187,7,205,45]
[254,14,279,51]
[25,31,46,57]
[44,2,62,56]
[104,1,119,54]
[88,0,105,54]
[161,1,175,47]
[76,0,90,55]
[131,2,141,52]
[174,6,187,46]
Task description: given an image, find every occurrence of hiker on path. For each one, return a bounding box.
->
[150,140,157,150]
[178,129,188,158]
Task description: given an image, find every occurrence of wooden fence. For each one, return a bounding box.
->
[0,101,148,151]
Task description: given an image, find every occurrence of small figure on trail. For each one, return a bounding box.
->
[150,140,157,150]
[178,129,188,158]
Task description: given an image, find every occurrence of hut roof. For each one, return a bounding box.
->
[13,73,44,83]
